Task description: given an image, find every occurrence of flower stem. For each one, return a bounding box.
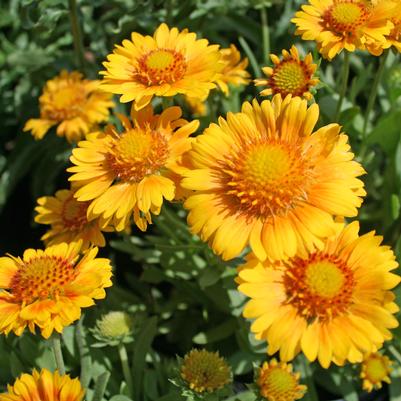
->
[52,333,66,375]
[260,6,270,64]
[334,51,350,122]
[68,0,86,71]
[389,345,401,366]
[118,343,134,398]
[76,316,92,388]
[239,36,261,78]
[360,50,389,158]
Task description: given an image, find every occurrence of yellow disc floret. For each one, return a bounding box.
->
[360,353,393,392]
[180,349,231,394]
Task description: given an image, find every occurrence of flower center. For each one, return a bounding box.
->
[283,253,355,322]
[106,128,169,182]
[61,194,89,230]
[223,142,312,220]
[324,2,370,35]
[45,85,86,121]
[137,49,187,86]
[272,61,308,96]
[365,356,388,383]
[261,368,298,397]
[10,256,77,304]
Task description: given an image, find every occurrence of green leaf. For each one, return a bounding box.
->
[193,318,237,344]
[10,351,25,377]
[109,396,133,401]
[390,366,401,401]
[132,316,158,401]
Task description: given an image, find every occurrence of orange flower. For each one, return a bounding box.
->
[0,242,112,338]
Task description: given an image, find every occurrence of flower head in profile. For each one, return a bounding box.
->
[0,242,112,338]
[237,221,400,368]
[360,352,393,392]
[68,105,198,232]
[24,70,113,142]
[254,46,319,100]
[292,0,397,60]
[257,359,307,401]
[215,44,250,95]
[92,311,134,346]
[35,188,108,249]
[182,95,365,261]
[180,349,231,394]
[100,23,221,109]
[0,369,85,401]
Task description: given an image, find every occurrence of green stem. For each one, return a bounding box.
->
[389,345,401,366]
[260,7,270,64]
[238,36,261,78]
[118,343,134,398]
[334,51,350,122]
[52,334,66,375]
[68,0,86,70]
[76,316,92,388]
[360,50,389,157]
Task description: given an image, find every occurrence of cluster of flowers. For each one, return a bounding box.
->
[1,0,401,399]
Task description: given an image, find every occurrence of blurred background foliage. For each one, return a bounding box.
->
[1,0,401,401]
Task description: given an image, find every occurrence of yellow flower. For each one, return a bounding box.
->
[0,242,112,338]
[68,105,198,232]
[23,70,113,142]
[369,0,401,54]
[0,369,85,401]
[360,352,393,392]
[100,23,221,109]
[182,95,365,261]
[215,44,250,95]
[237,221,400,368]
[257,359,307,401]
[35,188,108,249]
[254,45,319,100]
[180,349,231,393]
[292,0,397,60]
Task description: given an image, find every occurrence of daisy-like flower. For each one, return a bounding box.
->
[369,0,401,54]
[100,23,221,109]
[215,44,250,95]
[360,352,393,392]
[182,95,365,261]
[237,221,400,368]
[254,46,319,100]
[0,242,112,338]
[35,188,108,249]
[68,105,198,232]
[257,359,307,401]
[0,369,84,401]
[180,349,231,394]
[291,0,397,60]
[23,70,113,142]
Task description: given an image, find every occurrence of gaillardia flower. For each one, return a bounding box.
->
[292,0,397,60]
[215,44,250,95]
[0,369,85,401]
[0,242,112,338]
[360,352,393,392]
[35,188,107,249]
[257,359,307,401]
[180,349,231,394]
[24,70,113,142]
[254,46,319,100]
[100,23,221,109]
[238,222,400,368]
[182,95,365,261]
[68,105,198,231]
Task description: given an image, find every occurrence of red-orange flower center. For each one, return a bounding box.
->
[44,85,86,121]
[323,2,370,36]
[136,49,187,86]
[271,61,310,97]
[106,128,169,182]
[283,253,355,322]
[61,194,90,230]
[10,256,77,304]
[222,141,312,219]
